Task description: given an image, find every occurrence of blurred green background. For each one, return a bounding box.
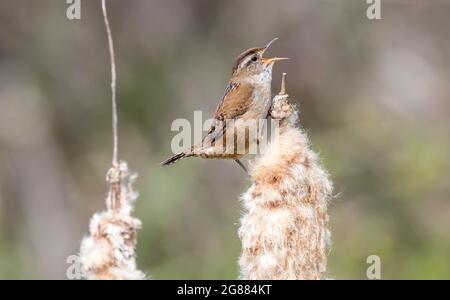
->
[0,0,449,279]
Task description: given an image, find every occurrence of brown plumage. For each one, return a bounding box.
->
[214,82,253,121]
[161,38,288,170]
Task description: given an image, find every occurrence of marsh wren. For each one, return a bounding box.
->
[161,38,288,171]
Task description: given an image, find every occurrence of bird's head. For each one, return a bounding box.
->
[231,38,288,81]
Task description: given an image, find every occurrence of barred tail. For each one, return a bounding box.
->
[160,152,187,166]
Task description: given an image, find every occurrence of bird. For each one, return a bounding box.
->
[161,38,288,171]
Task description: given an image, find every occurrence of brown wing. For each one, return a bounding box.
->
[214,81,253,120]
[202,81,254,144]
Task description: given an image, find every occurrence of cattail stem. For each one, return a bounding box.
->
[280,72,287,95]
[238,75,333,279]
[102,0,118,168]
[101,0,121,212]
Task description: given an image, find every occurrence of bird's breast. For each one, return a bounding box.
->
[245,82,272,119]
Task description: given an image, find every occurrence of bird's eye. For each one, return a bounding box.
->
[251,56,258,62]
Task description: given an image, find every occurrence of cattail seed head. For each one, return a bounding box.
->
[239,77,332,280]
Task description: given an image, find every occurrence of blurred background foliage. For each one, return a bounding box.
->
[0,0,449,279]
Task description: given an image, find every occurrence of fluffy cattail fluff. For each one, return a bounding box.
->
[238,74,333,280]
[79,161,145,280]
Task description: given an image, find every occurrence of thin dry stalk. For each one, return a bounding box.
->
[102,0,118,167]
[79,0,144,280]
[238,74,333,279]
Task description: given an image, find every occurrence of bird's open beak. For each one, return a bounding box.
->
[261,57,290,65]
[260,38,289,64]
